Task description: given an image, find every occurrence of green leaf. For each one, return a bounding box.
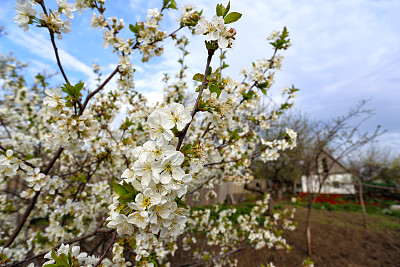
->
[175,197,188,209]
[224,12,242,24]
[181,144,192,152]
[129,24,137,33]
[257,82,269,95]
[163,0,170,7]
[122,181,137,194]
[231,129,240,140]
[216,4,224,17]
[223,1,230,17]
[209,68,220,80]
[221,62,229,69]
[61,82,84,99]
[51,249,57,261]
[56,253,69,267]
[257,81,268,89]
[30,217,49,226]
[149,260,158,267]
[110,183,129,196]
[67,252,72,265]
[74,82,84,92]
[209,84,221,97]
[167,0,178,9]
[118,192,136,203]
[241,90,254,100]
[61,84,74,95]
[193,73,204,82]
[207,66,212,76]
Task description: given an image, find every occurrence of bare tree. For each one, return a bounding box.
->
[302,100,384,256]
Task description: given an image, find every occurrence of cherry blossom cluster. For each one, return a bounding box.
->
[184,195,296,266]
[195,15,237,49]
[180,4,200,27]
[43,88,100,151]
[42,244,98,266]
[14,0,84,39]
[107,103,196,260]
[260,127,297,162]
[0,150,19,185]
[135,9,167,63]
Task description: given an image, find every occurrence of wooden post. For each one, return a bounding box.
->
[358,178,367,228]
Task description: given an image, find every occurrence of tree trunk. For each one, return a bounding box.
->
[358,178,367,228]
[267,194,274,217]
[277,186,283,200]
[306,193,313,256]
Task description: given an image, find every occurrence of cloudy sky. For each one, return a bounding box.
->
[0,0,399,154]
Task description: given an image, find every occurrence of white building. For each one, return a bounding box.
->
[301,151,355,194]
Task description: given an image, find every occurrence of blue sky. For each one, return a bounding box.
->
[0,0,399,155]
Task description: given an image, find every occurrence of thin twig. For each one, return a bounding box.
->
[80,67,119,115]
[176,50,215,150]
[10,228,114,267]
[0,117,12,139]
[186,176,216,196]
[38,1,70,85]
[204,151,259,167]
[3,191,40,248]
[94,231,117,266]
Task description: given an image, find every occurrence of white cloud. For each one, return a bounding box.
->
[6,28,100,90]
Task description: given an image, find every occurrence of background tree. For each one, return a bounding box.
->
[251,111,314,200]
[301,100,384,256]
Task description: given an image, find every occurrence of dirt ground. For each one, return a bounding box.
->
[232,206,400,267]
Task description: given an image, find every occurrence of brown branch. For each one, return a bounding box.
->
[0,145,36,169]
[186,175,216,196]
[94,231,117,266]
[4,147,64,248]
[204,151,259,167]
[176,49,215,150]
[0,117,12,139]
[3,191,40,248]
[10,228,115,267]
[80,67,119,115]
[38,1,70,85]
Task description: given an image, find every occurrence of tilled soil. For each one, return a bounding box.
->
[233,206,400,267]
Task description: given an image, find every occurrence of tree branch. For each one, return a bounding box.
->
[38,1,70,85]
[94,231,117,266]
[176,49,215,150]
[10,228,115,267]
[186,176,216,196]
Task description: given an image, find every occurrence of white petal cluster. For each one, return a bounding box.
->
[107,103,193,260]
[186,195,296,265]
[0,150,19,180]
[57,0,76,19]
[137,8,167,62]
[194,15,236,49]
[260,128,297,162]
[14,0,37,32]
[202,89,231,116]
[180,4,197,24]
[111,243,132,266]
[39,10,72,39]
[74,0,88,15]
[43,244,98,266]
[90,12,107,30]
[42,88,100,151]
